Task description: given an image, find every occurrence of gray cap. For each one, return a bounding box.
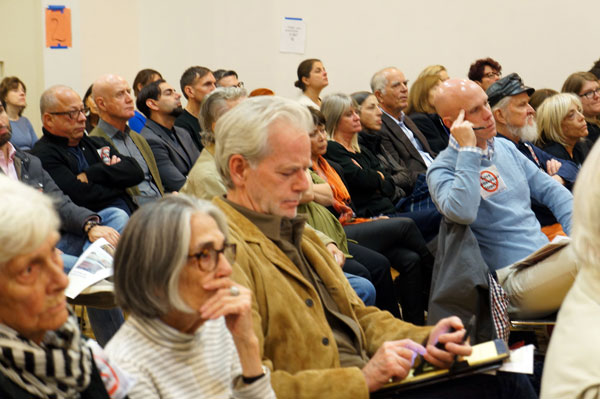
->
[486,73,535,107]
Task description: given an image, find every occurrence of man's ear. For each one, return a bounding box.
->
[42,112,53,129]
[94,96,106,112]
[184,85,194,100]
[146,98,159,112]
[374,90,384,104]
[228,154,249,187]
[492,107,506,125]
[441,116,453,129]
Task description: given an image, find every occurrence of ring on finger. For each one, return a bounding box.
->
[229,286,240,297]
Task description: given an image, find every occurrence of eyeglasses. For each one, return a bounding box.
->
[49,107,89,120]
[188,243,236,272]
[579,88,600,100]
[483,72,501,79]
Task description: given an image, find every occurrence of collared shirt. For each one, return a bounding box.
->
[448,135,495,161]
[98,119,160,203]
[225,199,369,368]
[0,142,19,180]
[382,109,434,167]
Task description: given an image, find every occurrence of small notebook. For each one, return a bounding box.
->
[371,339,509,397]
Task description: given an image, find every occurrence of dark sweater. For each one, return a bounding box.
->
[174,109,203,152]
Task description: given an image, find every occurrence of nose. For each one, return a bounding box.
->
[526,104,535,116]
[215,253,233,278]
[175,91,181,100]
[78,109,87,122]
[295,170,310,193]
[375,107,383,117]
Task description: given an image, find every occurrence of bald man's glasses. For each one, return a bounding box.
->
[49,107,89,120]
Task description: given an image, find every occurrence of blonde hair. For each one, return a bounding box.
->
[406,74,442,115]
[0,175,59,265]
[417,64,447,80]
[536,93,583,147]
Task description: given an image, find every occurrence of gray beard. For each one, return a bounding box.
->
[507,121,538,143]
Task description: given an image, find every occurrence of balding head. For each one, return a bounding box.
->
[371,67,409,117]
[92,74,135,129]
[434,79,496,146]
[40,85,86,146]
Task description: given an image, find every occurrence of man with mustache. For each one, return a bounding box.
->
[90,74,164,206]
[138,80,199,192]
[487,73,578,238]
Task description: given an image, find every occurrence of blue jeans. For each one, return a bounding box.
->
[57,207,128,256]
[59,207,128,347]
[345,272,376,306]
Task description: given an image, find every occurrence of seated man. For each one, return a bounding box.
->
[90,74,164,206]
[213,95,534,398]
[486,73,578,239]
[138,80,200,192]
[427,79,578,318]
[32,85,144,215]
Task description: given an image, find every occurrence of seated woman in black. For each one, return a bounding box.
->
[537,92,591,167]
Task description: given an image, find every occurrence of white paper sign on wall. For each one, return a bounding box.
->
[280,17,305,54]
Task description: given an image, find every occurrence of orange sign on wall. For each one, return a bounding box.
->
[45,6,72,48]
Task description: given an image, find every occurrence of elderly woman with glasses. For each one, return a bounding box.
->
[104,195,274,399]
[0,176,115,398]
[562,71,600,145]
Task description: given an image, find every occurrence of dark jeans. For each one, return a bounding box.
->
[372,372,537,399]
[344,217,433,325]
[345,242,400,318]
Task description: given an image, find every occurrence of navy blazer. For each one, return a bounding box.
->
[140,118,199,192]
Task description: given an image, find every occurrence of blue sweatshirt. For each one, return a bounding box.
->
[427,138,573,271]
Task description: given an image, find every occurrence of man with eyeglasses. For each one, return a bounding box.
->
[486,73,578,239]
[214,69,244,88]
[175,66,216,152]
[468,57,503,91]
[32,85,144,216]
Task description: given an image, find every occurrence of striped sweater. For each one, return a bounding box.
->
[105,316,275,399]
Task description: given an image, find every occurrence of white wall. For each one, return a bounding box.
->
[2,0,600,123]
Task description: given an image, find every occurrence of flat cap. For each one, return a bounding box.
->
[486,73,535,107]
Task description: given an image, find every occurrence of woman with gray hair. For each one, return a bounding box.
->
[181,87,247,200]
[104,195,274,399]
[537,92,592,167]
[0,175,116,398]
[540,140,600,398]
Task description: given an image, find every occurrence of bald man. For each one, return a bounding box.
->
[32,85,144,215]
[90,74,164,205]
[426,79,577,319]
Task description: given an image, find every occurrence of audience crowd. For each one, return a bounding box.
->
[0,55,599,398]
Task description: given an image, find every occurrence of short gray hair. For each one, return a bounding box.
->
[370,67,394,94]
[199,86,247,146]
[214,95,313,189]
[40,84,72,115]
[572,140,600,271]
[321,93,360,152]
[113,194,229,319]
[0,175,59,265]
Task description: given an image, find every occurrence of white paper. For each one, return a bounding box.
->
[88,339,136,399]
[499,344,534,374]
[280,17,305,54]
[65,238,114,299]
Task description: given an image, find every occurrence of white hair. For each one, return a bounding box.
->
[214,96,313,189]
[0,175,59,265]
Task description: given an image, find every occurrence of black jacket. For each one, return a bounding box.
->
[32,129,144,212]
